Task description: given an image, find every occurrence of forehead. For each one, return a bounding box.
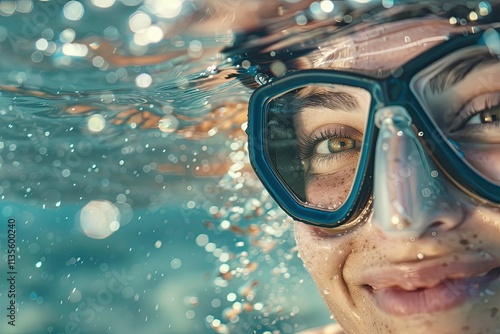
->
[305,18,476,72]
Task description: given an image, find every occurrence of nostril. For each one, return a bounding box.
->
[425,221,446,234]
[373,200,465,239]
[422,202,466,236]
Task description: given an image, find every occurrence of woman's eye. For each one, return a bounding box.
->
[479,109,498,123]
[316,137,355,154]
[464,107,500,126]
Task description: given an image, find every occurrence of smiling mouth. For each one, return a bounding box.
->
[365,267,500,316]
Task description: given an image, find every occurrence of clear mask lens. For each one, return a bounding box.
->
[264,84,370,212]
[411,45,500,184]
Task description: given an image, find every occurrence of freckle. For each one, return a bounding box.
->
[473,234,477,238]
[459,239,469,246]
[491,307,498,318]
[461,326,470,331]
[442,263,448,267]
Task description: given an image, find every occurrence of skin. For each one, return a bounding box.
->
[293,16,500,334]
[294,85,371,210]
[413,49,500,182]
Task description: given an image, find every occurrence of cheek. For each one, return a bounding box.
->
[305,167,356,209]
[294,222,361,287]
[461,146,500,182]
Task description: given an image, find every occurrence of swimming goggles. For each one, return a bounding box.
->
[248,28,500,229]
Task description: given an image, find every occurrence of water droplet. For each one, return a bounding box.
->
[422,188,432,197]
[254,73,269,85]
[206,65,218,74]
[416,252,425,260]
[323,288,330,295]
[241,60,252,69]
[399,166,412,178]
[485,289,496,296]
[418,131,424,137]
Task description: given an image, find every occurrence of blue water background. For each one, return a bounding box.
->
[0,1,334,333]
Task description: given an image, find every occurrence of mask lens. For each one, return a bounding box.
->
[411,45,500,184]
[264,84,371,211]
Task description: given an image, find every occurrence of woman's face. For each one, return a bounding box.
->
[294,17,500,333]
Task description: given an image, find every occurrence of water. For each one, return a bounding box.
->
[0,1,334,333]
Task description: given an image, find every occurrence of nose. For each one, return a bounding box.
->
[372,106,464,238]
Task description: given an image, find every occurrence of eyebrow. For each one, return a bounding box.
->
[292,90,360,113]
[428,52,495,94]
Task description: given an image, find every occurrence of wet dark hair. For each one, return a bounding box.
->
[228,0,500,86]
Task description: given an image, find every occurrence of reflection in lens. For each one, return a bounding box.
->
[265,84,371,211]
[411,45,500,183]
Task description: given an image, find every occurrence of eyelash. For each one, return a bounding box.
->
[452,93,500,133]
[299,128,357,163]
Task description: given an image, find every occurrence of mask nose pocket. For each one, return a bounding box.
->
[373,106,463,237]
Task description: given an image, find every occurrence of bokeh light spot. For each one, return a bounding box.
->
[135,73,152,88]
[87,114,106,132]
[63,1,85,21]
[79,200,121,239]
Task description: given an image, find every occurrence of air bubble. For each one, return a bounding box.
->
[158,115,179,133]
[170,258,182,269]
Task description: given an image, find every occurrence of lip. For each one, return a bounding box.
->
[360,258,500,316]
